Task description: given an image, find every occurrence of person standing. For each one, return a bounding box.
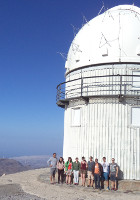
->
[87,156,94,187]
[65,157,73,185]
[57,157,65,184]
[92,158,102,190]
[80,156,87,187]
[109,158,118,191]
[73,157,80,185]
[47,153,57,184]
[101,157,110,190]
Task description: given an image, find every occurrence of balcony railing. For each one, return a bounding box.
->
[56,74,140,107]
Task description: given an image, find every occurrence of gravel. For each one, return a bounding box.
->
[0,168,140,200]
[0,184,45,200]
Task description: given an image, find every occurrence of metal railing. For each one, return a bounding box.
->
[56,74,140,102]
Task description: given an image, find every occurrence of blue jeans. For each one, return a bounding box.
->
[94,174,100,189]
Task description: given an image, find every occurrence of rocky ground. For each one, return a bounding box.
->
[0,184,45,200]
[0,168,140,200]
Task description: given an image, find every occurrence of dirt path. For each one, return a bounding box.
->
[0,184,45,200]
[0,168,140,200]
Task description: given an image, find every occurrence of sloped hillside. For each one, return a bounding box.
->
[0,158,30,175]
[11,155,51,169]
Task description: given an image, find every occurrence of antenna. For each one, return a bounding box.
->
[98,1,105,15]
[81,13,90,27]
[57,52,67,61]
[107,10,114,20]
[99,33,111,48]
[71,24,79,37]
[82,14,89,26]
[71,43,82,54]
[132,0,135,6]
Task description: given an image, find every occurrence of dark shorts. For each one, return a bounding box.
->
[81,169,86,175]
[102,172,109,181]
[110,174,117,181]
[50,168,56,176]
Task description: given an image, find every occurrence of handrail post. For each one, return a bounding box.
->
[57,84,61,101]
[65,83,67,99]
[81,77,83,97]
[60,84,61,100]
[56,85,59,102]
[120,75,122,96]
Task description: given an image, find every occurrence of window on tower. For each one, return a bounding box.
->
[71,108,81,126]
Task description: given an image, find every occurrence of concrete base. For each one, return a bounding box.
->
[78,178,140,191]
[117,180,140,191]
[57,173,140,191]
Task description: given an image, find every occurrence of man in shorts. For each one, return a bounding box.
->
[47,153,57,184]
[87,156,94,187]
[109,158,118,191]
[101,157,110,190]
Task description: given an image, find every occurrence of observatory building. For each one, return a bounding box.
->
[57,5,140,180]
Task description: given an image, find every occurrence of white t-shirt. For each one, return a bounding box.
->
[101,161,109,173]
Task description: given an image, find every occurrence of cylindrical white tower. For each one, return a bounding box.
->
[57,5,140,180]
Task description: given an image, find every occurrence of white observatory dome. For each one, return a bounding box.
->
[65,5,140,73]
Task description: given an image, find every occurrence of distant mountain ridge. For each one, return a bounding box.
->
[0,158,30,176]
[10,155,62,169]
[10,155,52,169]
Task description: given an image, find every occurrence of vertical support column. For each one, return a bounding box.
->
[119,75,124,102]
[120,75,122,96]
[81,77,83,97]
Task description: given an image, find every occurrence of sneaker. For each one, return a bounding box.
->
[106,187,110,190]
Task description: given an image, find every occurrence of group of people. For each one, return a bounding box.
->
[47,153,119,191]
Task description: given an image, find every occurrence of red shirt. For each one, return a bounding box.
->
[68,162,72,170]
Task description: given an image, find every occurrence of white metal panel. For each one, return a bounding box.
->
[132,71,140,88]
[63,99,140,180]
[131,107,140,126]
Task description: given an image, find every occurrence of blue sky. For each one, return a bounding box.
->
[0,0,139,158]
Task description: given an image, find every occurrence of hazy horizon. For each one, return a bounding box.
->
[1,151,63,159]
